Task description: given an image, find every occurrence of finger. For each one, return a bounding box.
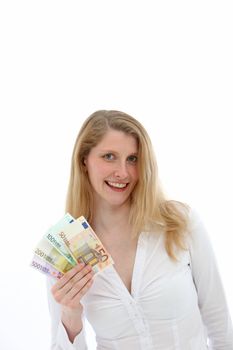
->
[61,265,93,295]
[62,270,94,303]
[65,277,94,308]
[52,264,93,303]
[52,263,85,293]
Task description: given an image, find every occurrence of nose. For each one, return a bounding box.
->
[113,160,128,179]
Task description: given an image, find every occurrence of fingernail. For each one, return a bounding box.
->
[78,262,85,268]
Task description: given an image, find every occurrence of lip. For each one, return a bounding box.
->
[105,181,129,191]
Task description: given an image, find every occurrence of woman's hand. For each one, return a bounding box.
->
[51,262,94,309]
[51,262,94,341]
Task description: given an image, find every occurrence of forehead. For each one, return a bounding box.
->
[94,129,138,153]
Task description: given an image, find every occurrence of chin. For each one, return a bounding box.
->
[106,197,131,208]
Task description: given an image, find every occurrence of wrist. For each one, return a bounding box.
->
[61,304,83,318]
[61,306,83,341]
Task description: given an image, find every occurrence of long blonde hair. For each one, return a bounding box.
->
[66,110,189,260]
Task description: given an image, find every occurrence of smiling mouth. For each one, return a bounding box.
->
[105,181,129,189]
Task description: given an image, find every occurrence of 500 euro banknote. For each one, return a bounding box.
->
[57,216,114,274]
[30,254,63,279]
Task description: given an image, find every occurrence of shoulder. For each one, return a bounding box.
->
[186,207,214,254]
[187,207,204,226]
[187,207,208,236]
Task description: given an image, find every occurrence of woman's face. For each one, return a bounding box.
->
[84,129,139,209]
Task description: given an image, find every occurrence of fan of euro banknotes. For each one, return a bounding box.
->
[30,213,114,279]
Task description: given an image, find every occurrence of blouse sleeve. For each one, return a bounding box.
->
[188,208,233,349]
[46,277,88,350]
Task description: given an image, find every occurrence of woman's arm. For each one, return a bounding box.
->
[188,209,233,349]
[46,263,94,349]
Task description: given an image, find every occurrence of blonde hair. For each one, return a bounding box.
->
[66,110,189,261]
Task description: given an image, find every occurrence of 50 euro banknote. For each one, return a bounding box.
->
[57,216,114,274]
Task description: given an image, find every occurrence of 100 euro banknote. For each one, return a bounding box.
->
[57,216,114,274]
[45,213,77,266]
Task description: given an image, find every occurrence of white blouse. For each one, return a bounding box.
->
[46,209,233,349]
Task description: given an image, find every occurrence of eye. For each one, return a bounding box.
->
[127,155,138,163]
[103,153,115,161]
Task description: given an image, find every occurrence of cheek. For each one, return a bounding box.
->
[87,163,109,183]
[131,167,139,182]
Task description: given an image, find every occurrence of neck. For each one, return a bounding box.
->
[91,202,132,239]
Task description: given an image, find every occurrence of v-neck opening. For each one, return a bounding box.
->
[111,232,147,300]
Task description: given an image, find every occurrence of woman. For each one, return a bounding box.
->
[47,110,233,349]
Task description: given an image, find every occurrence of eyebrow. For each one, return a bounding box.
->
[99,149,138,155]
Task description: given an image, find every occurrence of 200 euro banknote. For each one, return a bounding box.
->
[34,237,74,273]
[57,216,114,274]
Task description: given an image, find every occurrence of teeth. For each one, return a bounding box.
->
[107,182,127,188]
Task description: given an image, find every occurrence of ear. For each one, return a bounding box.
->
[82,158,87,170]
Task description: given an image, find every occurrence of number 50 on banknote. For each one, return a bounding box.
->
[57,216,114,274]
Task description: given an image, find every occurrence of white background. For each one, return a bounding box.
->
[0,1,232,349]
